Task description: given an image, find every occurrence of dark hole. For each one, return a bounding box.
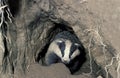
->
[36,22,86,74]
[8,0,20,16]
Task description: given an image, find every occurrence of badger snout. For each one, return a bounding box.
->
[62,58,70,64]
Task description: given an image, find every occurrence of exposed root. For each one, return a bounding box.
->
[84,24,118,78]
[88,35,93,74]
[0,1,13,78]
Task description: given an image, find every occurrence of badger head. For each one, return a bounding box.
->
[55,39,81,64]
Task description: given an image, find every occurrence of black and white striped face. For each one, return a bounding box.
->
[56,39,80,64]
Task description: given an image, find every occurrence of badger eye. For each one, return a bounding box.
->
[73,46,77,52]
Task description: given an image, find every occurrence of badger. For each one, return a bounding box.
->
[44,31,86,74]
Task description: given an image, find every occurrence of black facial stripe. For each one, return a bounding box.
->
[57,41,65,57]
[69,43,78,58]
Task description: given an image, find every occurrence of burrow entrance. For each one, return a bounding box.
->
[35,22,87,75]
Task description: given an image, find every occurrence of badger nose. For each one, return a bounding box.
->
[62,59,70,64]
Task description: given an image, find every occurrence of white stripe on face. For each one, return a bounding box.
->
[71,49,80,59]
[62,40,72,63]
[47,39,63,58]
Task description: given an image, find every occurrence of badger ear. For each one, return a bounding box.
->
[74,43,80,46]
[56,39,63,43]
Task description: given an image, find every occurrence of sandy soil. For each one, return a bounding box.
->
[14,63,93,78]
[87,0,120,53]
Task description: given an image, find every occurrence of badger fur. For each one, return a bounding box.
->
[45,31,86,74]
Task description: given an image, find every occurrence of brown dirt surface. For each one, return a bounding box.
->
[14,63,93,78]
